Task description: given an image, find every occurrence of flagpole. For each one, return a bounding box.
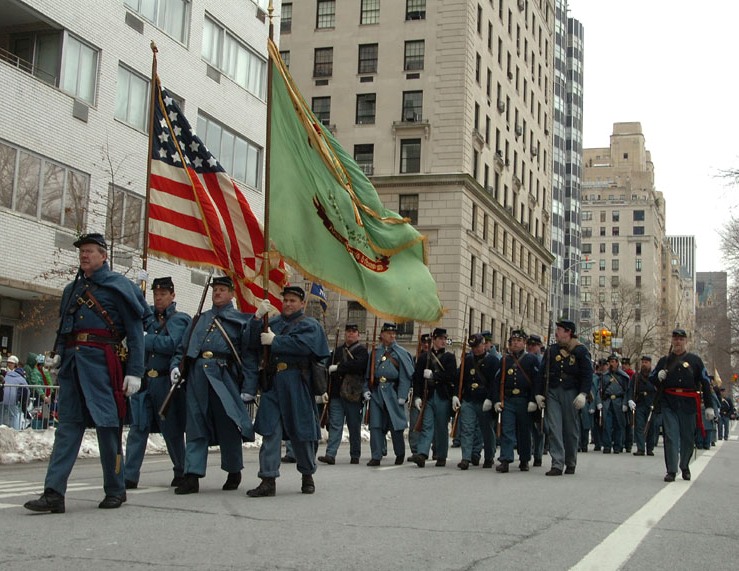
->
[141,40,159,294]
[262,1,275,300]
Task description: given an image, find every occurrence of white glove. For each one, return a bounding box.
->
[494,402,503,413]
[452,396,461,411]
[138,269,149,282]
[260,328,275,345]
[321,392,329,404]
[706,407,715,421]
[535,394,546,409]
[657,369,667,381]
[48,354,61,369]
[398,397,406,405]
[255,299,277,319]
[328,364,339,374]
[414,397,423,410]
[123,375,141,397]
[363,391,372,402]
[423,368,433,380]
[527,401,537,413]
[170,367,181,386]
[482,399,493,412]
[573,392,587,410]
[241,392,255,403]
[628,400,636,411]
[621,404,628,412]
[315,395,324,404]
[597,403,603,410]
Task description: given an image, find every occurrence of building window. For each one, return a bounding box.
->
[599,243,606,254]
[404,40,425,71]
[356,93,376,124]
[196,113,262,189]
[612,227,619,236]
[612,259,619,271]
[61,34,99,105]
[280,3,292,33]
[115,64,149,131]
[402,91,423,121]
[125,0,189,43]
[470,254,476,287]
[582,211,592,221]
[600,211,606,223]
[598,292,606,303]
[399,193,419,224]
[313,47,333,77]
[635,276,641,288]
[582,243,592,254]
[354,144,375,176]
[599,276,606,287]
[400,139,421,174]
[582,276,591,287]
[358,43,378,74]
[612,210,620,222]
[202,15,266,98]
[483,214,489,241]
[633,210,645,221]
[633,226,645,235]
[599,259,606,271]
[360,0,380,25]
[611,291,620,305]
[582,227,592,238]
[599,227,606,236]
[316,0,336,29]
[279,51,290,68]
[635,258,642,272]
[581,291,591,303]
[311,97,331,125]
[406,0,426,20]
[471,203,478,232]
[0,140,89,230]
[635,242,642,255]
[107,184,143,249]
[635,308,641,322]
[612,243,619,255]
[611,275,619,287]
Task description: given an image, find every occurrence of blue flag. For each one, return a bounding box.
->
[310,282,328,312]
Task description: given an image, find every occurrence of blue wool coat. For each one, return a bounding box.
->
[252,310,330,442]
[55,264,145,428]
[173,301,255,443]
[366,341,414,431]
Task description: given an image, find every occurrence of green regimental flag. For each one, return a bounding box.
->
[267,39,443,324]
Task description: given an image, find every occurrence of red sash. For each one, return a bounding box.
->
[664,388,705,436]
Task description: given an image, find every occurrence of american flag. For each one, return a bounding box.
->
[147,77,286,311]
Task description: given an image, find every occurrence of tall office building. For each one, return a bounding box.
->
[279,0,555,344]
[695,271,731,382]
[667,235,696,288]
[581,122,693,357]
[550,0,584,325]
[0,0,273,357]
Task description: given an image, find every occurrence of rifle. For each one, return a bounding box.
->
[644,343,672,438]
[540,313,555,432]
[497,356,507,438]
[158,271,212,419]
[450,335,467,439]
[363,317,378,425]
[413,331,432,432]
[320,327,341,429]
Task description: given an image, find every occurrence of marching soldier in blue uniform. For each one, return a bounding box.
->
[25,233,145,513]
[124,277,191,489]
[247,286,330,497]
[170,275,256,495]
[600,354,630,454]
[628,355,656,456]
[318,323,368,465]
[458,333,499,469]
[534,320,593,476]
[362,323,414,466]
[407,332,431,458]
[489,329,539,472]
[410,327,457,467]
[651,328,713,482]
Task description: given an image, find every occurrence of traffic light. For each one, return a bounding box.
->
[602,329,612,347]
[593,330,602,345]
[732,373,738,383]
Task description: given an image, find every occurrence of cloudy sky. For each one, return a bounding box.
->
[567,1,739,272]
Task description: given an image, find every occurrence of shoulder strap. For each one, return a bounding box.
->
[82,287,120,337]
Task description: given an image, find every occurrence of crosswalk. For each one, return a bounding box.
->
[0,479,168,510]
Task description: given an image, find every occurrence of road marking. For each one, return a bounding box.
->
[571,443,719,571]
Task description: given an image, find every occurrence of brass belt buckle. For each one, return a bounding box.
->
[202,351,214,359]
[379,376,387,383]
[610,394,616,400]
[512,388,520,395]
[276,362,288,372]
[675,388,683,393]
[147,369,158,378]
[77,332,89,342]
[471,383,479,389]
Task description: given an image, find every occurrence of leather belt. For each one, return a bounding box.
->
[146,369,169,378]
[608,394,623,400]
[376,376,398,384]
[200,351,232,360]
[275,361,305,372]
[66,332,121,345]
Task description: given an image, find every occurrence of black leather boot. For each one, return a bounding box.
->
[301,474,315,494]
[222,471,242,490]
[174,474,200,495]
[24,489,65,514]
[246,477,276,497]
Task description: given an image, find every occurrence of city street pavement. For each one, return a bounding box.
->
[2,426,738,571]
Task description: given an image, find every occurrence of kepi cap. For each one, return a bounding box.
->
[641,355,652,362]
[526,334,542,345]
[152,276,175,291]
[468,333,484,348]
[345,323,359,331]
[282,285,305,300]
[556,320,577,336]
[509,329,527,340]
[73,233,107,249]
[432,327,447,338]
[607,354,620,362]
[211,276,234,289]
[671,328,687,338]
[381,322,397,332]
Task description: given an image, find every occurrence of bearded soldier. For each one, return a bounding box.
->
[628,356,656,456]
[534,320,593,476]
